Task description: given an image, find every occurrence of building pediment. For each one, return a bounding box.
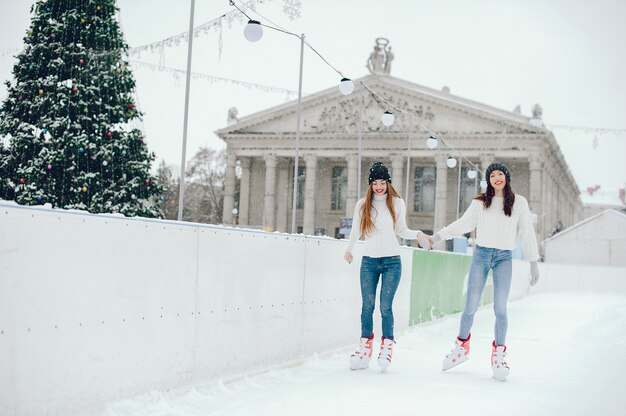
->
[216,75,545,138]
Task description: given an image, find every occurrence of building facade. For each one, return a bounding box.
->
[216,72,583,252]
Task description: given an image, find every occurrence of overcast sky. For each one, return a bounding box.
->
[1,0,625,191]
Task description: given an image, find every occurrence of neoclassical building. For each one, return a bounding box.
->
[217,50,583,251]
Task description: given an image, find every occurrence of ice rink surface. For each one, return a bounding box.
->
[102,292,626,416]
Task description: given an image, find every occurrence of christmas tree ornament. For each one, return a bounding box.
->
[96,5,101,11]
[127,103,133,109]
[72,87,78,93]
[106,131,112,138]
[50,33,56,39]
[145,179,150,185]
[79,147,85,153]
[102,160,108,166]
[79,59,85,65]
[38,89,44,95]
[81,18,86,24]
[81,185,87,193]
[20,178,25,184]
[28,64,34,71]
[47,165,52,170]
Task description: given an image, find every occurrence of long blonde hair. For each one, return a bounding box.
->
[360,182,400,237]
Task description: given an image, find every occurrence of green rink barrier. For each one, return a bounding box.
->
[410,250,494,325]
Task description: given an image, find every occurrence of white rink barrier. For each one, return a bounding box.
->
[0,202,413,416]
[2,201,624,416]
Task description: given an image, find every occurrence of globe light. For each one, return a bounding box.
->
[339,78,354,95]
[381,111,395,126]
[480,180,488,189]
[232,208,239,215]
[426,135,438,149]
[446,156,457,168]
[467,169,477,179]
[244,20,263,42]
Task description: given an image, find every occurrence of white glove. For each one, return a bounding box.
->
[530,261,540,286]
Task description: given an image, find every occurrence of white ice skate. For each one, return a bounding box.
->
[491,341,510,381]
[442,334,471,371]
[350,335,374,370]
[377,337,395,372]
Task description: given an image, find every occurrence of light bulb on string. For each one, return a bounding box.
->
[381,111,394,126]
[446,156,457,168]
[244,20,263,42]
[426,135,438,149]
[339,78,354,95]
[467,169,477,179]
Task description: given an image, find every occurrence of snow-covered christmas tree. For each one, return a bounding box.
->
[0,0,164,217]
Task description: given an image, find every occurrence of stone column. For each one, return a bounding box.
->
[346,154,359,217]
[276,161,289,233]
[263,153,277,232]
[391,155,404,199]
[480,154,493,187]
[528,153,543,248]
[238,157,251,226]
[433,153,448,232]
[303,154,317,235]
[222,151,237,225]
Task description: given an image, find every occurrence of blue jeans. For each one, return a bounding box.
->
[459,245,513,345]
[359,256,402,340]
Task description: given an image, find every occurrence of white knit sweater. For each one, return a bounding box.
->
[436,194,539,261]
[346,194,421,258]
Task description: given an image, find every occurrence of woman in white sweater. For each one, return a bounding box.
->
[344,162,430,371]
[432,162,540,381]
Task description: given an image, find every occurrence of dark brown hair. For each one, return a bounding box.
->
[474,177,515,216]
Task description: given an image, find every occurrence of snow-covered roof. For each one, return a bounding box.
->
[542,209,626,245]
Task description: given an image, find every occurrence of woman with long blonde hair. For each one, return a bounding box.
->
[344,161,430,371]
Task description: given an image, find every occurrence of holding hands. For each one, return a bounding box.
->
[417,231,433,250]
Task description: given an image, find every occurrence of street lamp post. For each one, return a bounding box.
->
[290,33,305,234]
[177,0,196,221]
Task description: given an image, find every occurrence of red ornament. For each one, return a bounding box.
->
[72,87,78,93]
[106,132,112,138]
[127,103,133,109]
[47,165,52,170]
[20,178,25,184]
[139,138,144,143]
[50,33,56,39]
[19,96,24,101]
[145,179,150,185]
[79,59,85,65]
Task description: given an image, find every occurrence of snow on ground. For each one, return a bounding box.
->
[101,292,626,416]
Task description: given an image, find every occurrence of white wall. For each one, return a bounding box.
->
[544,210,626,267]
[0,202,413,416]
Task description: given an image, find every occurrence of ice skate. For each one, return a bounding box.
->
[442,334,471,371]
[377,337,395,372]
[350,334,374,370]
[491,341,510,381]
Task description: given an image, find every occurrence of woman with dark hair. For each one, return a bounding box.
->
[344,161,430,371]
[429,162,540,381]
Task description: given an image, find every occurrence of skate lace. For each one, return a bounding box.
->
[354,340,371,356]
[493,351,508,367]
[446,343,464,359]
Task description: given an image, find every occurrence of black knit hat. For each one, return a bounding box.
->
[486,162,511,182]
[368,161,391,184]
